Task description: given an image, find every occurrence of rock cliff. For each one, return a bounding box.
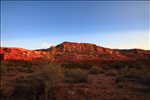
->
[1,42,150,64]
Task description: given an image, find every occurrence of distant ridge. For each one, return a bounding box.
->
[1,42,150,64]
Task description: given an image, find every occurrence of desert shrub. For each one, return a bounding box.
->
[89,67,99,74]
[117,82,124,88]
[141,70,150,84]
[14,77,45,100]
[105,69,118,76]
[120,67,144,78]
[32,64,64,88]
[123,68,138,77]
[0,64,9,76]
[89,66,104,74]
[111,62,125,69]
[116,66,150,85]
[13,63,64,100]
[115,65,144,77]
[78,88,89,95]
[42,64,64,100]
[62,62,92,69]
[64,68,88,83]
[24,65,34,73]
[44,64,64,88]
[16,66,27,72]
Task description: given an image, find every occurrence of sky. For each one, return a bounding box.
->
[1,1,149,50]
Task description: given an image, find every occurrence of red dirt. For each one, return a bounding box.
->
[1,71,149,100]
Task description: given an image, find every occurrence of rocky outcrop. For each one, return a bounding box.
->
[0,47,48,61]
[55,42,116,55]
[0,42,150,63]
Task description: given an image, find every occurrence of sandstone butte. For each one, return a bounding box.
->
[0,42,150,64]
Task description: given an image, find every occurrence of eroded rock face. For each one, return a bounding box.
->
[0,42,150,64]
[0,47,48,61]
[56,42,106,54]
[51,42,124,63]
[55,42,122,55]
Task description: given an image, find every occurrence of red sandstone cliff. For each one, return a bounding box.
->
[1,42,150,63]
[0,47,48,61]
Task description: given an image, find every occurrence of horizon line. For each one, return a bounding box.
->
[1,41,149,51]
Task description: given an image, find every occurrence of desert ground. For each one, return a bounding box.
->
[1,61,150,100]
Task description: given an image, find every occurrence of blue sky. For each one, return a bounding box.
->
[1,1,149,50]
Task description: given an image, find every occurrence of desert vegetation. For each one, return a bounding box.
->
[64,68,88,83]
[0,61,150,100]
[89,66,105,74]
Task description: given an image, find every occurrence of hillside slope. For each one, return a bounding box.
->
[1,42,150,64]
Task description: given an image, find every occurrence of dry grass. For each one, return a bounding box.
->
[89,66,105,74]
[127,68,150,84]
[105,69,118,76]
[13,63,64,100]
[64,68,88,83]
[0,64,8,76]
[115,65,150,86]
[1,61,150,100]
